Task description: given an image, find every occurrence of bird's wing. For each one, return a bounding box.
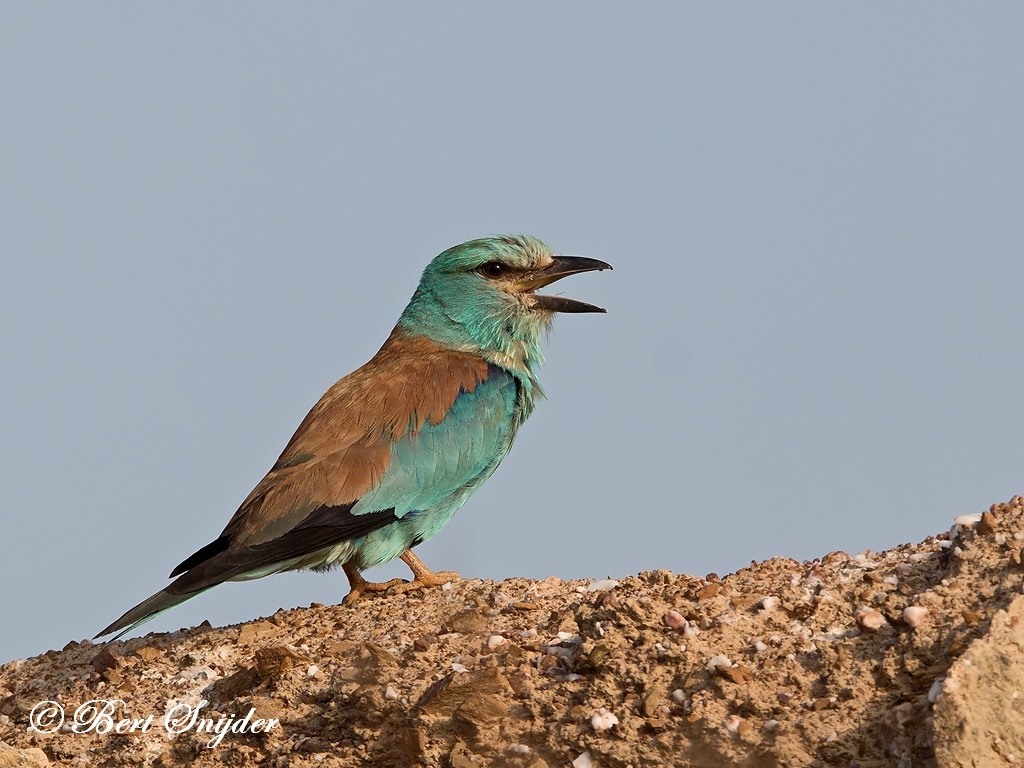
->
[350,362,519,518]
[169,330,492,582]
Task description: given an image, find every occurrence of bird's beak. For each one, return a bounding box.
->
[516,256,613,313]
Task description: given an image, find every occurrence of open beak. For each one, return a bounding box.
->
[516,256,613,313]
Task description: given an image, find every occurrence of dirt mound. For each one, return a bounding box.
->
[3,498,1024,767]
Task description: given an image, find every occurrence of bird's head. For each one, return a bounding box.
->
[398,235,611,377]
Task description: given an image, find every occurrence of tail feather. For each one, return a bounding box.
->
[95,588,211,640]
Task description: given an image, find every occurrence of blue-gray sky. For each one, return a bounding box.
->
[2,4,1023,664]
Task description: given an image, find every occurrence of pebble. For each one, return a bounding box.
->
[762,719,780,732]
[307,664,319,677]
[487,635,506,650]
[855,607,887,631]
[759,596,779,611]
[385,686,399,700]
[882,575,899,585]
[754,640,768,653]
[591,707,618,731]
[996,533,1008,545]
[587,579,619,592]
[928,678,944,703]
[451,662,469,674]
[825,731,838,743]
[908,552,935,562]
[954,514,983,527]
[520,628,537,639]
[723,715,742,732]
[508,745,531,755]
[706,654,733,672]
[663,610,687,631]
[903,606,928,628]
[572,752,594,768]
[672,689,686,704]
[1015,531,1024,541]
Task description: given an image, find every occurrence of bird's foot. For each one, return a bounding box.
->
[342,563,409,605]
[385,568,461,596]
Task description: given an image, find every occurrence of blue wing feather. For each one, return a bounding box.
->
[350,366,519,568]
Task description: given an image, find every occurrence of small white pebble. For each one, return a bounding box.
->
[706,654,733,672]
[762,719,780,732]
[909,552,936,562]
[954,513,983,527]
[306,664,319,677]
[937,540,952,549]
[451,662,469,674]
[591,707,618,731]
[575,585,587,594]
[487,635,505,650]
[996,533,1007,545]
[953,546,963,557]
[520,628,537,639]
[928,678,944,703]
[883,575,899,585]
[385,685,399,700]
[572,752,594,768]
[759,595,779,611]
[683,623,700,638]
[672,689,686,704]
[754,640,768,653]
[723,715,742,733]
[1014,531,1024,541]
[564,673,582,682]
[587,579,619,592]
[903,606,928,628]
[508,745,530,755]
[855,607,887,631]
[441,582,452,591]
[825,731,838,743]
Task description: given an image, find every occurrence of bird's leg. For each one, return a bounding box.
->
[342,562,409,605]
[387,550,461,595]
[342,551,461,605]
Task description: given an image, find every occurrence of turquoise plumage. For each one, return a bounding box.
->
[97,235,610,639]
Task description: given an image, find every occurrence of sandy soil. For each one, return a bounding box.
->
[3,497,1024,767]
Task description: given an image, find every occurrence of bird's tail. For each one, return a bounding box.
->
[94,587,211,641]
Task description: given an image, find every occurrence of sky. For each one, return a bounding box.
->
[2,4,1023,664]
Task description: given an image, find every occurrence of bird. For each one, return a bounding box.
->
[96,235,610,639]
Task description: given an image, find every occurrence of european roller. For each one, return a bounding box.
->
[97,235,610,638]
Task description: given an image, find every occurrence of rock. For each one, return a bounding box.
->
[132,645,163,662]
[855,607,887,631]
[642,683,667,717]
[977,511,998,536]
[209,666,259,702]
[0,742,49,767]
[933,594,1024,766]
[237,620,281,646]
[254,646,308,681]
[455,692,509,726]
[903,606,928,628]
[591,707,618,731]
[444,609,488,634]
[89,644,123,674]
[418,667,513,716]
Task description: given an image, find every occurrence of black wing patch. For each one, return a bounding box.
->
[165,503,399,596]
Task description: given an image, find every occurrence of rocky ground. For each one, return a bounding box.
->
[4,499,1024,768]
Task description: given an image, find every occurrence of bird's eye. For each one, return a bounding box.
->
[477,261,508,279]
